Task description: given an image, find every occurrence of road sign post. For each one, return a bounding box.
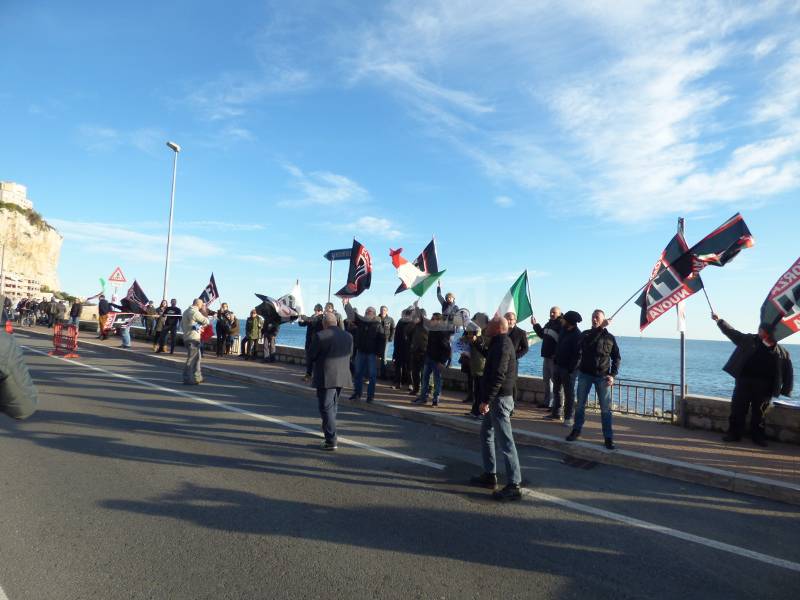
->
[323,248,352,304]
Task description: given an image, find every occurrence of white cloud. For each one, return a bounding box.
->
[326,215,403,240]
[494,195,514,207]
[50,219,224,262]
[184,68,309,121]
[77,125,167,156]
[280,163,369,206]
[753,36,780,60]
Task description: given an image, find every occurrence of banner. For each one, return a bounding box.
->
[760,257,800,342]
[254,293,301,325]
[335,239,372,298]
[199,273,219,305]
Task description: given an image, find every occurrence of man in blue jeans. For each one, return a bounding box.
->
[566,309,621,450]
[342,298,384,403]
[470,315,522,502]
[413,311,451,406]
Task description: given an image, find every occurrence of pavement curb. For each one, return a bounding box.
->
[21,329,800,506]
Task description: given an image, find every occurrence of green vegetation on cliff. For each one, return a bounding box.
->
[0,201,54,231]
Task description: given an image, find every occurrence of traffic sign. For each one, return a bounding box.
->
[323,248,352,261]
[108,267,127,284]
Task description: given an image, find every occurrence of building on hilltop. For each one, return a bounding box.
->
[0,181,34,211]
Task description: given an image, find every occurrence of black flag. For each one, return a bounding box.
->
[199,273,219,305]
[123,280,150,314]
[335,239,372,298]
[760,257,800,342]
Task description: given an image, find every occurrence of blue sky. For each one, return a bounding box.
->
[1,1,798,341]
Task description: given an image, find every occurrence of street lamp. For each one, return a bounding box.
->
[162,141,181,301]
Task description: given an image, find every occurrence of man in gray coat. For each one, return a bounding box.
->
[181,299,210,385]
[309,312,353,451]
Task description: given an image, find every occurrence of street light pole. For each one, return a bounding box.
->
[163,141,181,301]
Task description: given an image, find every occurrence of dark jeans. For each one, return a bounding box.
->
[393,356,410,387]
[729,377,771,440]
[241,338,257,358]
[551,367,577,419]
[469,375,483,416]
[305,345,314,376]
[353,351,377,400]
[216,332,228,357]
[410,351,425,393]
[159,325,178,353]
[379,340,390,378]
[317,387,341,443]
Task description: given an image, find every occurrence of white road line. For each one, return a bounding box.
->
[22,345,446,471]
[522,489,800,573]
[22,342,800,574]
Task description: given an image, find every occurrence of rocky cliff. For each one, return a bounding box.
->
[0,206,62,292]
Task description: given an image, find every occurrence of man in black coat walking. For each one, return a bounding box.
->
[713,314,793,447]
[310,312,354,450]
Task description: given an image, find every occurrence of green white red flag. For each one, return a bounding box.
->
[496,271,533,321]
[390,247,445,297]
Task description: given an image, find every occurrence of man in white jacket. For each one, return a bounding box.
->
[181,298,210,385]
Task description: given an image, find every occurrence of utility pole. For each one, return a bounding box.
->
[678,217,687,425]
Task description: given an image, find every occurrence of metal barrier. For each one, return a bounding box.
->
[49,323,80,358]
[585,378,678,421]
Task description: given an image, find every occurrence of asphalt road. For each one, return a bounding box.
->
[1,332,799,599]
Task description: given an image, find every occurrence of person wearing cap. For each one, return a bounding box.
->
[436,282,460,322]
[299,304,324,381]
[566,309,621,450]
[531,306,563,410]
[545,310,583,425]
[712,314,793,447]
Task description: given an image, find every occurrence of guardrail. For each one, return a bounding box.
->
[585,378,679,421]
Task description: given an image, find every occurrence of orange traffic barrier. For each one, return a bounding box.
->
[3,320,11,334]
[49,323,80,358]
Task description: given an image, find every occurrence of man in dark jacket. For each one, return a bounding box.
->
[309,312,354,450]
[299,304,324,379]
[392,309,413,390]
[566,309,621,449]
[343,298,384,403]
[436,282,460,322]
[545,310,582,424]
[713,314,793,446]
[532,306,562,410]
[470,315,521,501]
[157,299,182,353]
[413,309,452,406]
[407,310,429,396]
[378,306,395,379]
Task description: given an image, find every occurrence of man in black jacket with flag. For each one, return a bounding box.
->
[342,298,384,403]
[713,314,793,447]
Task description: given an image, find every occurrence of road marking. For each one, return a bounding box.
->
[521,489,800,573]
[22,342,800,573]
[22,344,446,471]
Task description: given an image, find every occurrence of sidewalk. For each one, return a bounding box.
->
[24,326,800,505]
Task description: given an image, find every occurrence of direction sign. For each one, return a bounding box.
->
[108,266,127,284]
[323,248,352,261]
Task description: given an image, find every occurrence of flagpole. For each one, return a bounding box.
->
[327,259,333,304]
[701,283,715,314]
[678,217,687,426]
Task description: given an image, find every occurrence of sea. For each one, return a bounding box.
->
[274,323,800,401]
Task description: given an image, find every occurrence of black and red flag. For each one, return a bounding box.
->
[760,257,800,342]
[335,239,372,298]
[635,214,754,330]
[395,238,440,294]
[122,280,150,314]
[198,273,219,306]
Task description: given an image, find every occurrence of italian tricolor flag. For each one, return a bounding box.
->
[496,271,533,321]
[390,248,445,297]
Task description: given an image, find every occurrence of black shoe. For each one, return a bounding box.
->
[543,414,560,421]
[413,397,427,405]
[461,398,472,404]
[321,440,337,451]
[366,397,374,404]
[470,472,498,489]
[348,394,359,402]
[493,484,522,502]
[432,399,439,407]
[566,430,580,442]
[604,438,615,450]
[408,389,418,396]
[752,436,768,448]
[722,433,741,443]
